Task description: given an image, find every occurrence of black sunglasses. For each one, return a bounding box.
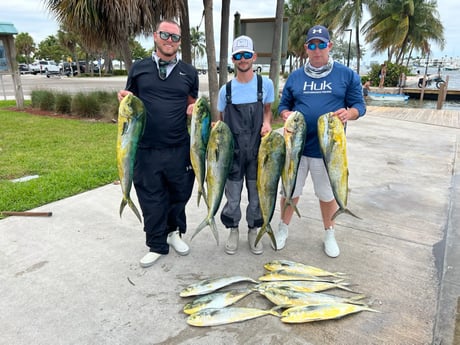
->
[158,31,181,42]
[233,52,254,60]
[307,42,328,50]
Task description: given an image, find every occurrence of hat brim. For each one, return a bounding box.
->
[306,36,329,43]
[232,49,255,55]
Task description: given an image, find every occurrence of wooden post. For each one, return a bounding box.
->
[443,75,449,102]
[419,75,426,101]
[437,83,446,109]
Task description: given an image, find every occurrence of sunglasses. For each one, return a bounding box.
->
[307,42,328,50]
[233,52,254,60]
[158,31,181,42]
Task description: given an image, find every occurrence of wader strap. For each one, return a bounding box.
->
[225,74,263,104]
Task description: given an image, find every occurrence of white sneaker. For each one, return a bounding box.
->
[324,227,340,258]
[140,252,161,268]
[225,228,239,255]
[167,230,190,255]
[271,222,288,250]
[248,228,263,255]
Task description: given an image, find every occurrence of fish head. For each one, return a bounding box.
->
[192,97,211,121]
[284,111,306,135]
[119,93,146,123]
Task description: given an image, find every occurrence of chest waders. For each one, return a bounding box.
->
[220,74,264,229]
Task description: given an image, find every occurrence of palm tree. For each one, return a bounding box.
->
[317,0,366,74]
[362,0,444,64]
[218,0,230,88]
[284,0,322,67]
[43,0,187,71]
[190,26,206,67]
[202,0,219,120]
[14,33,35,65]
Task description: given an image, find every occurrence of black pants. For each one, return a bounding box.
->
[133,145,194,254]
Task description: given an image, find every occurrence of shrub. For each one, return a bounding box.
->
[55,93,72,114]
[367,62,411,87]
[31,90,55,111]
[71,92,101,118]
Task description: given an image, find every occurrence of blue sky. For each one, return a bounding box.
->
[2,0,459,63]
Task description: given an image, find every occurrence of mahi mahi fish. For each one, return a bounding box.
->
[280,302,380,323]
[190,97,211,207]
[257,286,367,307]
[317,112,361,220]
[187,306,281,327]
[116,93,146,223]
[180,275,257,297]
[258,269,337,282]
[264,259,346,277]
[255,130,286,250]
[183,288,254,315]
[256,280,355,293]
[191,120,234,245]
[281,111,307,218]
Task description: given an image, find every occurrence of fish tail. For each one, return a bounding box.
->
[331,207,362,221]
[347,294,368,305]
[119,198,127,218]
[283,198,301,218]
[197,192,202,207]
[269,305,284,317]
[209,216,219,246]
[127,198,142,223]
[191,217,209,241]
[119,197,142,223]
[254,225,266,248]
[336,283,355,292]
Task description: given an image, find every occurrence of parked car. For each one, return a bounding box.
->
[29,60,61,76]
[217,64,234,74]
[60,62,78,76]
[18,63,31,74]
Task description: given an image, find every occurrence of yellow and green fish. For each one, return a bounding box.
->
[255,130,286,250]
[180,275,257,297]
[264,259,346,277]
[191,120,234,245]
[281,111,306,218]
[183,288,254,315]
[280,302,380,323]
[317,112,361,220]
[187,306,281,327]
[190,97,211,207]
[116,93,146,223]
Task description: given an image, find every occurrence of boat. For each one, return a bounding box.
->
[367,92,409,102]
[443,64,459,71]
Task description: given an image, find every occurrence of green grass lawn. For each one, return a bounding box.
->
[0,101,118,218]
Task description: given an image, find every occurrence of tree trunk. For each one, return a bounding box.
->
[203,0,219,121]
[180,0,192,64]
[269,0,284,109]
[219,0,230,88]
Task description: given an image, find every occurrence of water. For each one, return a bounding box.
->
[367,67,460,111]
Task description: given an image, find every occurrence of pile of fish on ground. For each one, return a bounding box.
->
[180,259,380,327]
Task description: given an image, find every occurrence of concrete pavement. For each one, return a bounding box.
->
[1,106,459,344]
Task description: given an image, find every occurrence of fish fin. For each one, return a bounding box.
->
[331,207,362,221]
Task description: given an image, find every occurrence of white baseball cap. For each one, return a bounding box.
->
[232,35,254,54]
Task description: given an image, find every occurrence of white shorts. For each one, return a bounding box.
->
[281,156,334,202]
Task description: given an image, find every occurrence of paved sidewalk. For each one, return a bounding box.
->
[1,107,459,344]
